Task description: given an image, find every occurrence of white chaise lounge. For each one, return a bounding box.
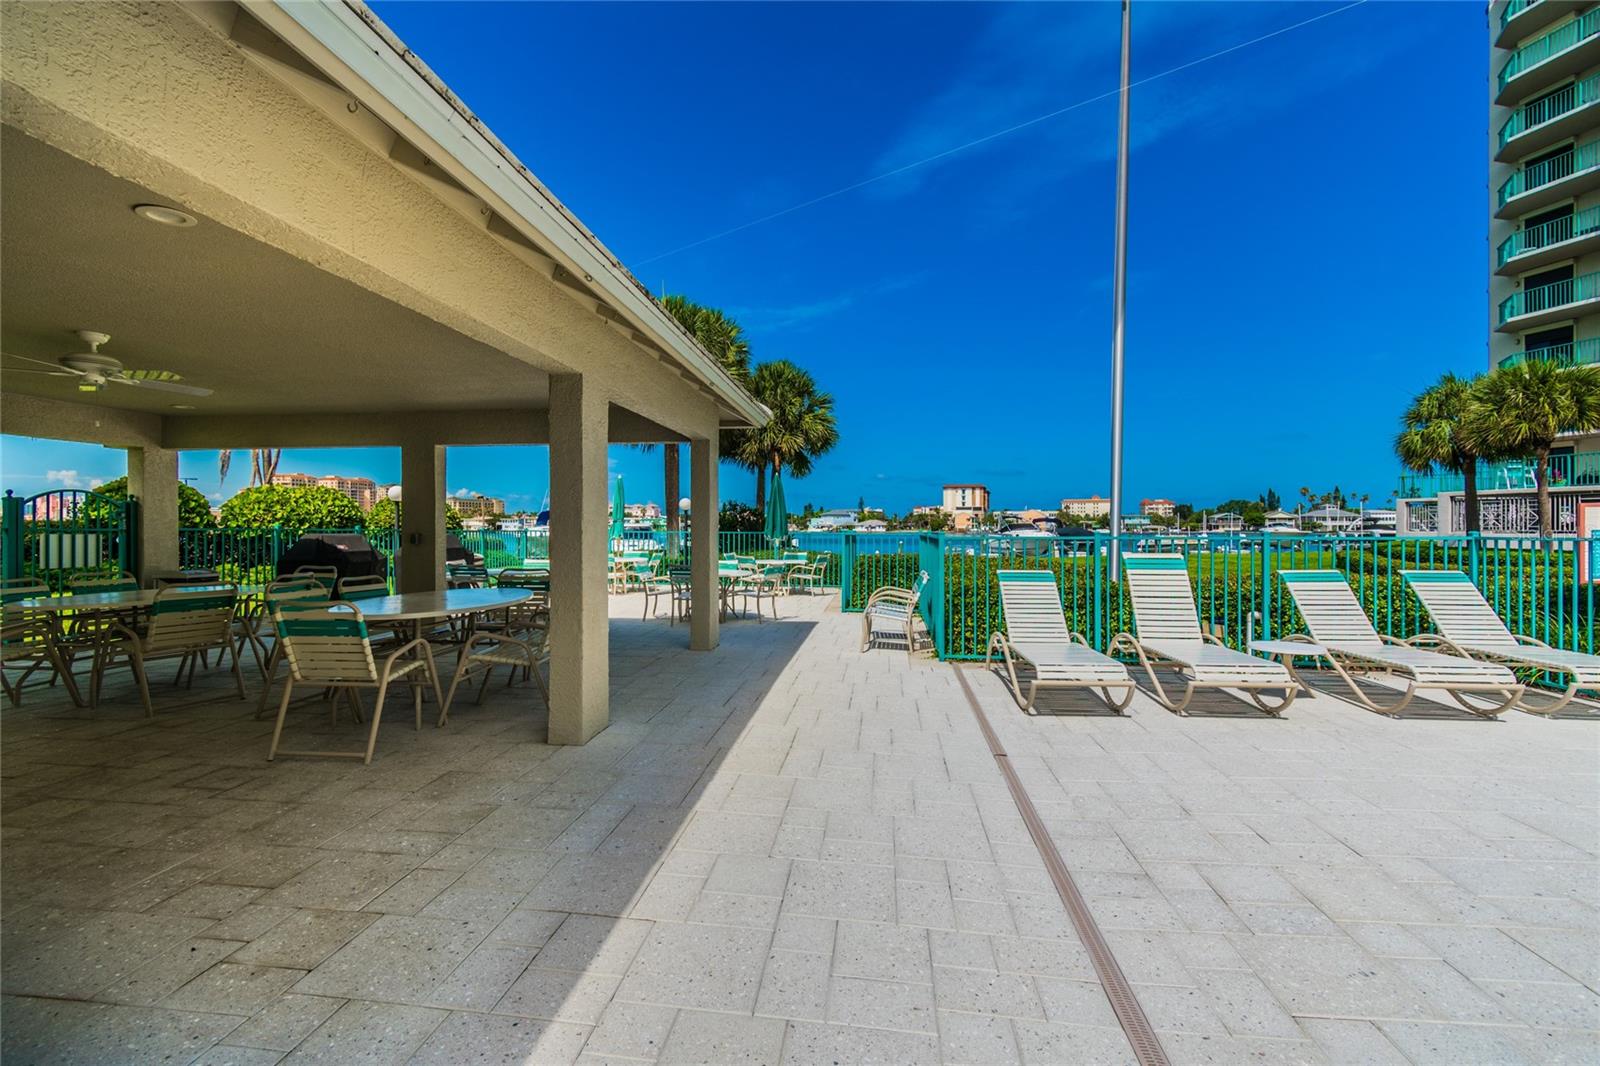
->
[1278,569,1522,719]
[1108,554,1296,716]
[1402,569,1599,716]
[985,570,1134,714]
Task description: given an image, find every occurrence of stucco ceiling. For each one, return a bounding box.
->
[0,128,548,415]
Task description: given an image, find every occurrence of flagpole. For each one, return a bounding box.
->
[1108,0,1132,581]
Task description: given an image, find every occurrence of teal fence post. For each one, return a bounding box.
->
[2,491,21,581]
[123,496,141,583]
[1468,531,1481,586]
[1092,530,1105,649]
[118,496,135,575]
[918,532,946,657]
[1260,529,1273,641]
[840,532,858,610]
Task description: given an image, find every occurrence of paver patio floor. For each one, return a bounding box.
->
[2,593,1596,1064]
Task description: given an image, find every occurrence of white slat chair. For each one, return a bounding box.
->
[1,580,82,707]
[986,570,1134,713]
[1108,554,1296,716]
[267,601,442,765]
[97,584,245,715]
[1278,569,1521,718]
[862,570,929,654]
[1403,569,1599,716]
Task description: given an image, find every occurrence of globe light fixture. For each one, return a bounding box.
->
[386,484,403,502]
[679,497,692,513]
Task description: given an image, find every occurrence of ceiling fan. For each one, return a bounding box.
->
[2,331,212,396]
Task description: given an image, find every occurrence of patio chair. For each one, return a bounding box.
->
[254,579,334,718]
[61,571,142,668]
[735,563,783,621]
[1107,554,1296,716]
[266,601,443,764]
[862,570,929,654]
[1402,569,1599,716]
[292,565,340,589]
[447,564,490,588]
[1,580,82,707]
[787,553,830,595]
[67,571,139,593]
[1277,570,1521,718]
[95,584,245,716]
[986,570,1134,713]
[493,568,551,636]
[438,618,549,726]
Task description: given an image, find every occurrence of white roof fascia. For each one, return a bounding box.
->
[243,0,768,427]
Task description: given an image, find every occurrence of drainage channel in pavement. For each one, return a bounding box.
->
[954,665,1171,1066]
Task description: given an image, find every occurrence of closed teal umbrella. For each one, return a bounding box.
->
[609,476,626,547]
[765,468,789,549]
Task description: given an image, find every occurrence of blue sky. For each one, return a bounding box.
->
[1,1,1484,515]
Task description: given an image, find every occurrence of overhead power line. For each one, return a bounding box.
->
[635,0,1369,266]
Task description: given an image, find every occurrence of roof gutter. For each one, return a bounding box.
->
[242,0,768,428]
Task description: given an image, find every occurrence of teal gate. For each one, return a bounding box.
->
[2,488,134,592]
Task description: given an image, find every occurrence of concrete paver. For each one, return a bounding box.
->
[1,591,1596,1063]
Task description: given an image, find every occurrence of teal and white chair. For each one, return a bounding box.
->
[97,584,244,715]
[1,580,81,707]
[986,570,1133,713]
[1402,569,1598,716]
[1109,554,1296,716]
[267,601,442,765]
[1278,570,1521,719]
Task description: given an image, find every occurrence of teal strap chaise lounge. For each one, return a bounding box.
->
[1402,569,1599,716]
[1278,569,1522,719]
[986,570,1134,713]
[1109,554,1296,716]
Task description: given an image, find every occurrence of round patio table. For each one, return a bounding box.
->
[342,588,533,641]
[5,584,246,613]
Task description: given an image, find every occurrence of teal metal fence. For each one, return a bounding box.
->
[1501,0,1542,30]
[1497,204,1600,266]
[1498,337,1600,370]
[842,533,1598,677]
[1500,73,1600,148]
[1499,137,1600,206]
[2,488,133,592]
[1396,450,1600,497]
[1499,8,1600,92]
[1499,269,1600,324]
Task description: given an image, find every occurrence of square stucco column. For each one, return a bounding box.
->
[399,440,446,593]
[690,436,719,652]
[548,375,609,745]
[126,445,178,583]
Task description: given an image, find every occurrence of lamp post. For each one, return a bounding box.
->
[1107,0,1132,580]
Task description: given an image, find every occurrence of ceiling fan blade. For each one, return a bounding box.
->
[2,367,76,376]
[2,352,81,372]
[123,368,186,383]
[109,376,213,397]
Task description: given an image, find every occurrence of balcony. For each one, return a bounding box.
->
[1497,74,1600,160]
[1398,449,1600,498]
[1496,205,1600,271]
[1497,9,1600,102]
[1497,269,1600,328]
[1497,138,1600,215]
[1498,0,1576,47]
[1498,336,1600,367]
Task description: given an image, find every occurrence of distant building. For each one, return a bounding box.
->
[807,509,858,531]
[1059,495,1112,519]
[271,472,380,510]
[942,484,989,515]
[855,519,888,532]
[910,505,943,516]
[1302,505,1359,531]
[448,493,506,517]
[1140,498,1176,518]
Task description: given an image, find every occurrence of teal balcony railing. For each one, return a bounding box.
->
[1499,138,1600,205]
[1399,450,1600,498]
[1499,269,1600,322]
[1500,9,1600,91]
[1501,0,1546,30]
[1498,205,1600,265]
[1499,73,1600,148]
[1499,337,1600,368]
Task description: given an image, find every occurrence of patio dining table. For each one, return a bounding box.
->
[340,588,534,644]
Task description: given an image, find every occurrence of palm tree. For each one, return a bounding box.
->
[649,296,755,540]
[737,360,839,512]
[218,448,284,489]
[1462,361,1600,536]
[1395,373,1487,533]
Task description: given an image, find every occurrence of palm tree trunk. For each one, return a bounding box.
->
[663,444,680,533]
[1536,449,1552,537]
[1462,463,1480,534]
[754,464,766,514]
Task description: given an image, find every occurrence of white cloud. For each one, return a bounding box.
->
[46,469,89,489]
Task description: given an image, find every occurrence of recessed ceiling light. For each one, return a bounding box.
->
[169,403,195,410]
[133,204,197,227]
